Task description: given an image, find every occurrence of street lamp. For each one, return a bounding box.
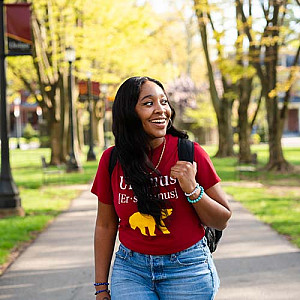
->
[0,0,23,216]
[36,106,42,122]
[36,106,42,138]
[65,47,82,172]
[86,72,96,161]
[13,97,21,149]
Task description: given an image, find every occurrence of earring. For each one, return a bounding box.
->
[167,119,172,130]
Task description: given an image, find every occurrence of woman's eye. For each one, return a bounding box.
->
[161,99,168,105]
[143,101,153,106]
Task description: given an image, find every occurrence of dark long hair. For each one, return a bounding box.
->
[112,76,187,226]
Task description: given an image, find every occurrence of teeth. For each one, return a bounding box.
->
[151,120,165,123]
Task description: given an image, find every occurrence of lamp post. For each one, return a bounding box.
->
[86,72,96,161]
[65,47,82,172]
[36,106,42,123]
[36,106,42,139]
[0,0,23,216]
[14,97,21,148]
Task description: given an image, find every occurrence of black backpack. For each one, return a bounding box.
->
[108,138,222,253]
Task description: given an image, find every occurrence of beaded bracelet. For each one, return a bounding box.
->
[187,185,204,204]
[184,183,200,197]
[94,282,109,287]
[95,289,110,295]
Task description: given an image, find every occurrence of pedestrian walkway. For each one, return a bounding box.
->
[214,198,300,300]
[0,186,99,300]
[0,185,300,299]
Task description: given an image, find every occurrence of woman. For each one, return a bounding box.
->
[92,76,231,300]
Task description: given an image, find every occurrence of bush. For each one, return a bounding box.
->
[257,126,268,142]
[39,136,50,148]
[251,133,261,145]
[104,131,114,144]
[23,124,38,141]
[233,133,239,144]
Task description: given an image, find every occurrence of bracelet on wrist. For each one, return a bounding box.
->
[184,183,200,197]
[95,289,110,295]
[94,282,109,286]
[187,185,204,204]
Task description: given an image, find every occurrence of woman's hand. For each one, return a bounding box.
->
[96,291,110,300]
[170,161,198,194]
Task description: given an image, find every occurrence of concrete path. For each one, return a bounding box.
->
[1,185,300,299]
[214,199,300,300]
[0,186,98,300]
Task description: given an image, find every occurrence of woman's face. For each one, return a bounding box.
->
[135,80,171,146]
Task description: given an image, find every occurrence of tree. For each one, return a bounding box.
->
[236,0,300,171]
[193,0,235,157]
[235,1,260,163]
[8,0,77,165]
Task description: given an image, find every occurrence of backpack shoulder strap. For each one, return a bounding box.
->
[108,147,117,177]
[178,138,223,253]
[178,138,194,163]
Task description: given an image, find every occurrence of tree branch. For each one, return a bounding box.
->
[207,12,230,92]
[279,0,287,28]
[250,88,263,129]
[260,0,268,21]
[280,44,300,119]
[193,0,220,116]
[11,68,34,95]
[235,0,253,43]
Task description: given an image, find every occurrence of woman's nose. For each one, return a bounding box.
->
[153,101,165,113]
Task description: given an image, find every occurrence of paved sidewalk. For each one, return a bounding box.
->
[214,199,300,300]
[0,186,300,299]
[0,186,99,300]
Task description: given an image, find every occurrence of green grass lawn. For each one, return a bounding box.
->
[0,146,101,274]
[203,144,300,248]
[11,148,100,189]
[204,144,300,185]
[223,185,300,248]
[0,187,79,266]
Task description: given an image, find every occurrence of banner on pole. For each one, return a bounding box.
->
[78,81,100,102]
[5,3,32,56]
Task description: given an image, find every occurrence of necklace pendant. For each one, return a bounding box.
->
[149,137,166,175]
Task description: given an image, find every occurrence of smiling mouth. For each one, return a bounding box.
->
[150,120,166,124]
[149,118,168,124]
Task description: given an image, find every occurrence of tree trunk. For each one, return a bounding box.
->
[77,107,84,151]
[215,98,234,157]
[194,0,234,157]
[48,112,62,166]
[265,95,292,172]
[238,77,252,163]
[263,22,293,172]
[59,72,68,163]
[235,2,253,163]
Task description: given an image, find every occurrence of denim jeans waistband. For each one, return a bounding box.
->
[118,236,208,259]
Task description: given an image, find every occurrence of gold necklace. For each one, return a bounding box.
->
[149,138,166,175]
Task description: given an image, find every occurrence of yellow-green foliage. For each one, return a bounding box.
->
[185,95,217,129]
[251,133,261,145]
[6,0,204,98]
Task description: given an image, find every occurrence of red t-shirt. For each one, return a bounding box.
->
[91,134,220,255]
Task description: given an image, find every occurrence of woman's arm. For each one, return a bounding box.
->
[190,182,231,230]
[170,161,231,231]
[94,201,119,300]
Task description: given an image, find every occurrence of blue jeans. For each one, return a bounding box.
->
[111,238,220,300]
